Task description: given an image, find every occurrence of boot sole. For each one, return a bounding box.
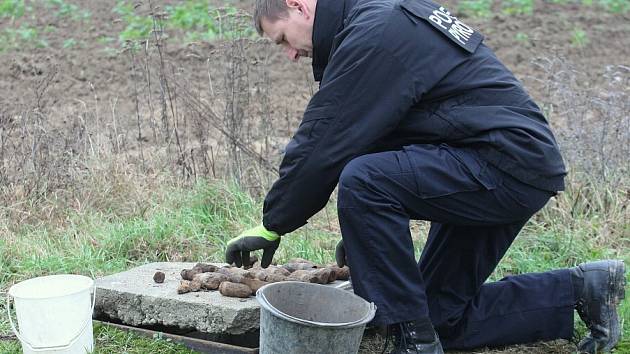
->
[577,260,626,353]
[609,260,625,303]
[602,260,625,352]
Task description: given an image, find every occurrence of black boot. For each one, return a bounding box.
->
[572,260,626,353]
[387,319,444,354]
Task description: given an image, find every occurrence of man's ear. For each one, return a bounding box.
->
[285,0,300,9]
[285,0,312,18]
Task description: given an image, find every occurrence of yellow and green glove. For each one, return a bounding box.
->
[225,225,280,268]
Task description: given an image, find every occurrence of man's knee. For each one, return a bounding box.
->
[337,155,374,208]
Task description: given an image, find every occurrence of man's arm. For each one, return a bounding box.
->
[262,21,417,235]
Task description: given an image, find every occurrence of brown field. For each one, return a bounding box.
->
[0,0,628,353]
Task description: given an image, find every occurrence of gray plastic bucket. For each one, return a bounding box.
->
[256,282,376,354]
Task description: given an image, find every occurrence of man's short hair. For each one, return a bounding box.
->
[254,0,290,36]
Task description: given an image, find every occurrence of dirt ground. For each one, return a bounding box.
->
[0,0,314,136]
[2,0,629,125]
[1,1,628,179]
[1,1,628,353]
[358,327,577,353]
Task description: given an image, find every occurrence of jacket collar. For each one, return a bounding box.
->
[311,0,358,81]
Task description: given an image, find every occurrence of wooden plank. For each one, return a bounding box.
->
[95,320,259,354]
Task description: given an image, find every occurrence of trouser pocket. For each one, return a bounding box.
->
[403,144,498,199]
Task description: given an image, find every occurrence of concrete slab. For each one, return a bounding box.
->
[94,262,262,335]
[94,262,350,336]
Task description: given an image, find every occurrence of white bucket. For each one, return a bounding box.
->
[7,274,96,354]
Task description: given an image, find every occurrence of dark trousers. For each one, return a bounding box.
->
[337,144,575,349]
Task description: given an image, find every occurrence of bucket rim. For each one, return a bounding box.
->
[8,274,94,300]
[256,282,376,329]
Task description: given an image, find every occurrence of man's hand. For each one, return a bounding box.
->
[335,239,347,268]
[225,225,280,268]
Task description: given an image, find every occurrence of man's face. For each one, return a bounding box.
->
[261,1,315,62]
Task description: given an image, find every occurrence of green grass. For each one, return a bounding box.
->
[458,0,629,18]
[0,181,254,284]
[598,0,630,12]
[113,0,254,44]
[0,1,251,55]
[458,0,493,18]
[0,24,48,52]
[0,173,627,352]
[571,28,590,47]
[92,323,197,353]
[501,0,535,15]
[0,0,26,21]
[44,0,91,20]
[514,32,530,43]
[0,323,198,353]
[113,1,154,43]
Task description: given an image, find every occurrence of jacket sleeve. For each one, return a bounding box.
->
[262,24,417,235]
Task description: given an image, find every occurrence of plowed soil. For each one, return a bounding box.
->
[1,1,628,353]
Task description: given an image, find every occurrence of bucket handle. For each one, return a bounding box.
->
[257,286,376,328]
[7,282,97,352]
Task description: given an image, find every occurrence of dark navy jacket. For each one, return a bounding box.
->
[263,0,566,235]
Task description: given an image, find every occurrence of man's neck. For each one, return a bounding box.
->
[311,0,358,82]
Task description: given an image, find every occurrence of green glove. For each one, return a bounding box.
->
[225,225,280,268]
